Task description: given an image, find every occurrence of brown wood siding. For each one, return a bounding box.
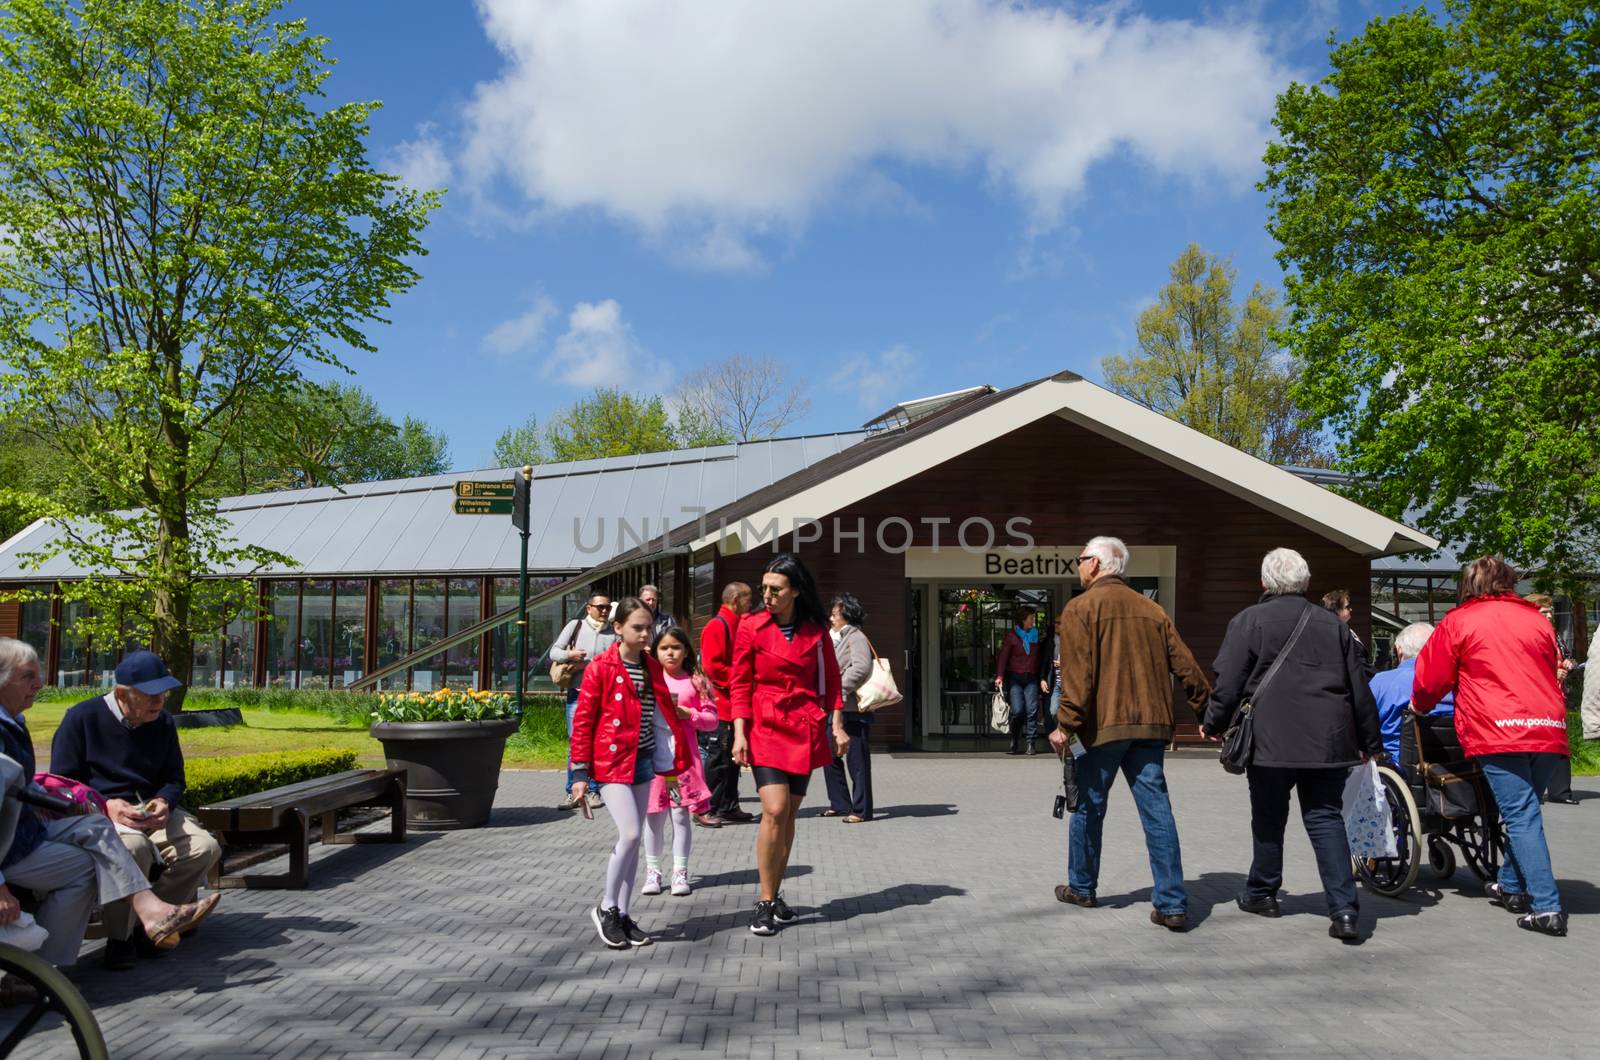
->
[717,415,1373,748]
[0,597,18,640]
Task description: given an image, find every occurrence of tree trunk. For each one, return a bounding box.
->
[151,507,193,714]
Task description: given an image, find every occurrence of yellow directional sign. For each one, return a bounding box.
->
[454,480,515,500]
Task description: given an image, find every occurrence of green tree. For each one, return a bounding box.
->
[1262,0,1600,597]
[1100,245,1330,465]
[0,0,437,706]
[491,414,545,467]
[543,388,678,462]
[214,383,449,494]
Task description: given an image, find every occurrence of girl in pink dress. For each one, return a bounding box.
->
[641,626,719,897]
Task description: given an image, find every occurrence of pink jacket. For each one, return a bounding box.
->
[647,672,719,814]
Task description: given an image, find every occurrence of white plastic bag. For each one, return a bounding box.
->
[0,910,50,952]
[990,692,1010,734]
[1342,760,1397,859]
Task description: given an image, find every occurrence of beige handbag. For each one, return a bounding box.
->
[854,633,903,712]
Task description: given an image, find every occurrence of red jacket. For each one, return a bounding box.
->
[995,628,1046,680]
[570,646,693,785]
[699,605,742,722]
[1413,594,1569,758]
[730,610,843,774]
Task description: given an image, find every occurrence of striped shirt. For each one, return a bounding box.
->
[622,659,655,764]
[777,621,797,642]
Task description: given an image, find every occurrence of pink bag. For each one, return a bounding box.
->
[31,773,108,819]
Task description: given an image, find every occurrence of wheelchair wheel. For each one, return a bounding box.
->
[1353,765,1421,897]
[0,943,109,1060]
[1427,835,1456,879]
[1457,814,1506,886]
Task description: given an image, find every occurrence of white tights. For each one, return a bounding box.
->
[643,807,692,865]
[600,780,652,915]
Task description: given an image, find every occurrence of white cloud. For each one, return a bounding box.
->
[482,293,559,358]
[542,299,670,389]
[386,124,453,192]
[831,344,920,412]
[460,1,1294,266]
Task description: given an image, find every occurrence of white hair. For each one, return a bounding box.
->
[1083,536,1128,576]
[1260,548,1311,595]
[1393,622,1435,661]
[0,638,39,691]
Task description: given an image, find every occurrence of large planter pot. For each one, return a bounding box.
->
[370,718,518,830]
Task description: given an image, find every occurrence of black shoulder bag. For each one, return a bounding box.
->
[1219,604,1313,775]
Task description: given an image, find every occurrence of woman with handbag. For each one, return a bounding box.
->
[1199,548,1382,943]
[823,594,877,823]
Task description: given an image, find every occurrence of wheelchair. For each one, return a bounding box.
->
[1353,709,1506,898]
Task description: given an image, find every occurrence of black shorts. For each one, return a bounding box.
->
[752,765,811,796]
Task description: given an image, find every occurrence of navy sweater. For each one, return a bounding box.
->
[0,714,45,869]
[50,695,186,807]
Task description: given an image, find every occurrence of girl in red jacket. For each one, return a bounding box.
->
[730,553,846,937]
[1413,556,1570,936]
[571,597,692,949]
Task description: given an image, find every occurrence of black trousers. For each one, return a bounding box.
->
[1245,765,1358,916]
[700,721,742,816]
[1544,754,1573,801]
[822,712,873,818]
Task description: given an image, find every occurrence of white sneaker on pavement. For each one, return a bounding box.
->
[586,791,604,810]
[641,868,663,896]
[670,868,691,897]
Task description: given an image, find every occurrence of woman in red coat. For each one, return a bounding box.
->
[571,597,693,949]
[1413,556,1570,936]
[730,553,846,937]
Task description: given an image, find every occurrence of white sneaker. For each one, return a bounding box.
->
[670,868,691,897]
[557,793,581,811]
[586,791,604,810]
[641,868,663,896]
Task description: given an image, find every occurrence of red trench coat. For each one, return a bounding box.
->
[571,646,694,785]
[729,610,843,774]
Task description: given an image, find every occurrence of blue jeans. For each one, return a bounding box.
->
[564,685,580,795]
[1479,753,1563,914]
[1005,675,1040,741]
[1068,739,1187,915]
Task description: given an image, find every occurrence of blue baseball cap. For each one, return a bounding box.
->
[113,651,183,695]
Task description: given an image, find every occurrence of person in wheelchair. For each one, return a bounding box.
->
[1412,557,1570,937]
[0,639,220,983]
[1368,622,1453,777]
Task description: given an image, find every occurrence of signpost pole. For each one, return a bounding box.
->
[514,465,532,713]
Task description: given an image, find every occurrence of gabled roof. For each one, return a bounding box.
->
[0,432,869,581]
[616,371,1435,562]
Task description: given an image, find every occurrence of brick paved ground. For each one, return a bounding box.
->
[9,752,1600,1058]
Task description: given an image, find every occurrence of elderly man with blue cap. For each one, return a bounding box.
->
[51,650,223,968]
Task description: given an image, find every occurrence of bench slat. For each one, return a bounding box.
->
[197,769,404,832]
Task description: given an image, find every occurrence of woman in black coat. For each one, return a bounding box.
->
[1200,548,1382,943]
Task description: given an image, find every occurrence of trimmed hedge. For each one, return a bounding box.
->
[182,748,359,809]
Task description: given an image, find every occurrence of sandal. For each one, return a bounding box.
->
[844,815,865,824]
[820,810,843,817]
[148,892,221,949]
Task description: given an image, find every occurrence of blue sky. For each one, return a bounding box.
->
[286,0,1397,471]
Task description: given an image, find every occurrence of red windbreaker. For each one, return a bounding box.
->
[1412,594,1569,758]
[570,646,694,785]
[699,605,741,722]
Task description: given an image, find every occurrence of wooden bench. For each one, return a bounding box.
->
[196,768,407,889]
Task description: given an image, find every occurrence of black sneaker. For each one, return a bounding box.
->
[591,905,628,949]
[772,894,797,923]
[750,901,778,936]
[1517,911,1568,937]
[1486,882,1531,915]
[618,914,652,947]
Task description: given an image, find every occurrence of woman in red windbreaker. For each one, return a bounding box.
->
[1413,556,1570,937]
[730,552,846,938]
[570,597,692,950]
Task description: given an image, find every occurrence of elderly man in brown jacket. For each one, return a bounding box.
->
[1049,535,1211,931]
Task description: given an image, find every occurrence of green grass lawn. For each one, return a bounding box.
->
[24,693,568,770]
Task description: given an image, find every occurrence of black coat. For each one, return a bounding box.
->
[1202,593,1382,769]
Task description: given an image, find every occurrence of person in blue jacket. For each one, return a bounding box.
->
[1369,621,1454,769]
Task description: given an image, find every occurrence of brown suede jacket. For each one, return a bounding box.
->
[1055,575,1211,746]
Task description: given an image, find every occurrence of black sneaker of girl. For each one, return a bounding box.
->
[619,915,652,947]
[591,905,628,949]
